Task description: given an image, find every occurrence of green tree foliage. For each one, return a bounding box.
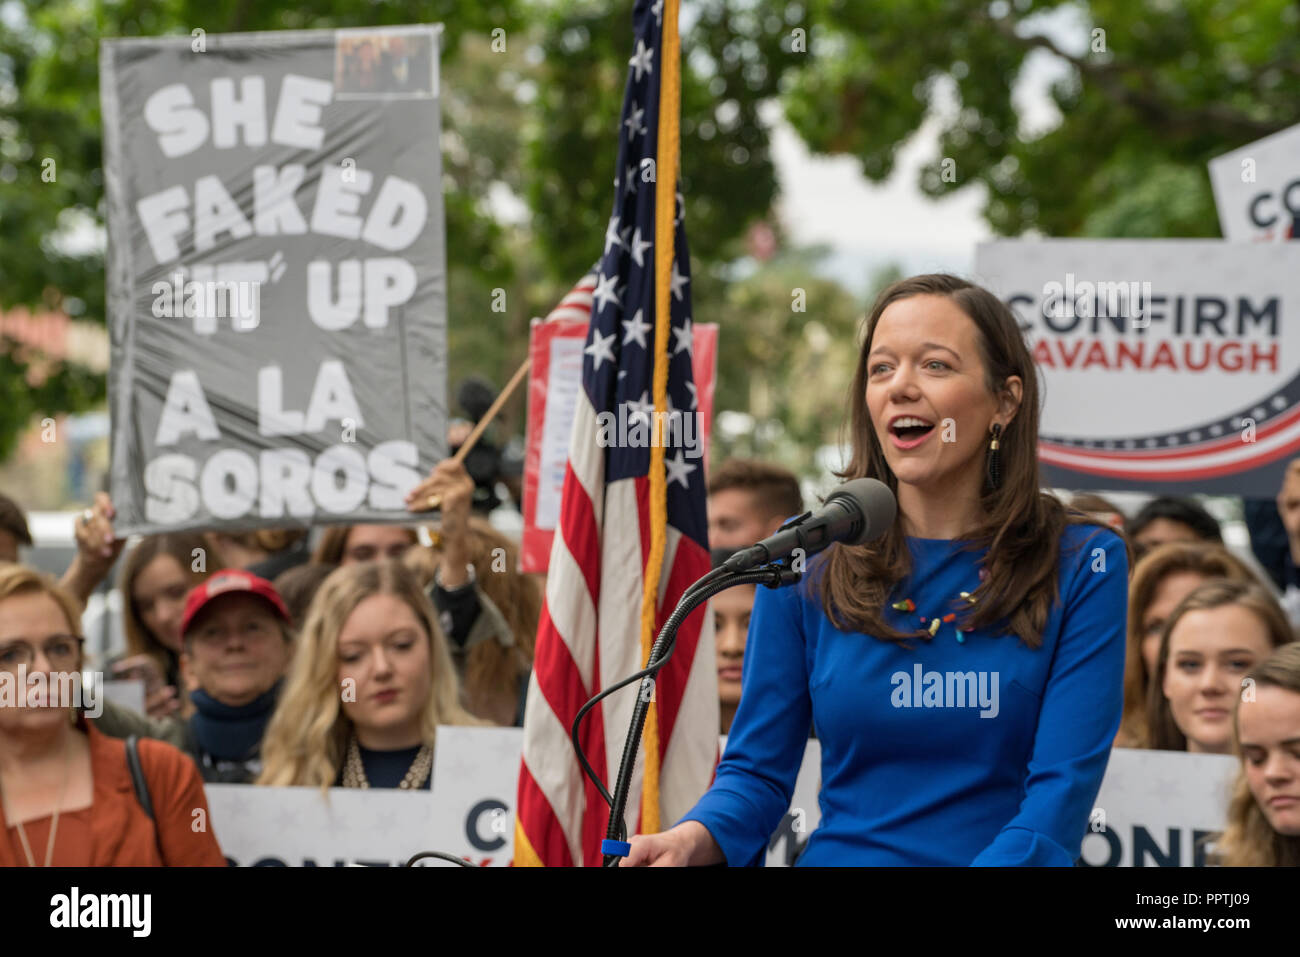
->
[8,0,1290,480]
[784,0,1300,238]
[0,0,531,456]
[525,0,796,280]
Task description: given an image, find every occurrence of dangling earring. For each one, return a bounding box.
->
[986,423,1003,491]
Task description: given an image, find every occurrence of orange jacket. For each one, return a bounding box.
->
[0,718,227,866]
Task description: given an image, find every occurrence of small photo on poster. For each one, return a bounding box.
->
[335,26,438,100]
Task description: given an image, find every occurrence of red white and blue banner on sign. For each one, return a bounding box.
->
[976,240,1300,496]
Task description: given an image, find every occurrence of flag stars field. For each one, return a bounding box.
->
[628,39,654,82]
[673,317,693,355]
[622,308,651,348]
[592,271,621,314]
[665,450,697,489]
[584,330,617,369]
[669,260,689,300]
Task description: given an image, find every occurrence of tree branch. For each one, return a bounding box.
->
[979,11,1279,141]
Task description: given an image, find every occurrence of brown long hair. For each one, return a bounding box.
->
[1144,579,1295,751]
[1216,642,1300,866]
[813,273,1106,647]
[403,517,539,725]
[1119,543,1260,748]
[119,533,222,677]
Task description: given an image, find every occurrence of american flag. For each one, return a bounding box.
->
[513,0,717,867]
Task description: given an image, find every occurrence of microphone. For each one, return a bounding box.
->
[720,478,896,573]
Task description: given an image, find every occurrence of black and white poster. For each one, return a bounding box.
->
[100,25,447,535]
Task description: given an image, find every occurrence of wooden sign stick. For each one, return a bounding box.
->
[423,356,531,510]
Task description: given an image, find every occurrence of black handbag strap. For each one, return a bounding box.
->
[124,735,155,820]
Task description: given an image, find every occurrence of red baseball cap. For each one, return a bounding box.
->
[181,569,291,638]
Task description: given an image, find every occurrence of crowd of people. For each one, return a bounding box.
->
[2,446,1300,865]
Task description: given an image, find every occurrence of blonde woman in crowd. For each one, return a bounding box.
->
[1117,543,1260,748]
[1217,642,1300,866]
[257,560,480,791]
[1145,579,1294,753]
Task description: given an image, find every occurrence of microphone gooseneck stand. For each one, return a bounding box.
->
[567,560,802,868]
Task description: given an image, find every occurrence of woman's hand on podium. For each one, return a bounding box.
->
[618,821,725,867]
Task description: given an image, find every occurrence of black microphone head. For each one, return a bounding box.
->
[826,478,896,546]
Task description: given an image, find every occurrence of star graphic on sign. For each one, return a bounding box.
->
[604,215,625,255]
[625,163,638,194]
[669,260,689,300]
[630,227,653,268]
[624,102,647,140]
[673,317,694,355]
[675,190,684,226]
[585,330,617,369]
[628,39,655,83]
[665,450,697,489]
[652,0,664,25]
[622,308,651,348]
[686,381,698,409]
[592,271,621,314]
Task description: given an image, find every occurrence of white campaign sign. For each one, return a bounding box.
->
[975,239,1300,496]
[1081,748,1238,867]
[204,735,1234,866]
[205,726,817,866]
[1208,122,1300,242]
[206,783,442,867]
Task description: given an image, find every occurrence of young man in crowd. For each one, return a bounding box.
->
[1126,496,1223,562]
[706,460,803,733]
[706,459,803,550]
[177,569,295,783]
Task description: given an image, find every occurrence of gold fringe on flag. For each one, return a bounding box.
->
[637,0,683,838]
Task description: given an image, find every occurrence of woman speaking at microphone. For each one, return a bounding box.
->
[623,274,1127,866]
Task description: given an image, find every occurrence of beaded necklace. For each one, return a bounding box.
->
[891,566,987,643]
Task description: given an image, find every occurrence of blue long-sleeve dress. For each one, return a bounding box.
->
[679,523,1128,866]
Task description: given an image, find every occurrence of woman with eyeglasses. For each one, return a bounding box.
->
[0,564,225,866]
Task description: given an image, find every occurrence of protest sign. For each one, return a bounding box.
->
[976,239,1300,495]
[1080,748,1238,867]
[1208,122,1300,242]
[206,783,445,867]
[100,26,447,535]
[205,735,1234,867]
[206,726,806,866]
[520,319,718,572]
